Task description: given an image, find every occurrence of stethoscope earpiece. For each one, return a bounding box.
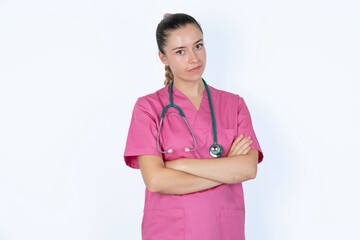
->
[209,143,223,158]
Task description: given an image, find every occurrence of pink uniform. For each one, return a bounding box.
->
[124,83,263,240]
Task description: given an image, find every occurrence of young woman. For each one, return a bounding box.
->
[124,13,263,240]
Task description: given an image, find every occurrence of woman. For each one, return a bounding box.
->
[124,13,263,240]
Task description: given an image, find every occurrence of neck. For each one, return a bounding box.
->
[173,78,204,98]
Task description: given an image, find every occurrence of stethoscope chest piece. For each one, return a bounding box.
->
[209,143,223,158]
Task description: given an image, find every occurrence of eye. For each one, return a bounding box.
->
[195,43,203,50]
[176,50,185,55]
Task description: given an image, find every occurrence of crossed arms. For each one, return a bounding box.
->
[138,135,259,195]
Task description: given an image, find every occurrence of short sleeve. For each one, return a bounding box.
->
[123,97,162,169]
[237,96,264,163]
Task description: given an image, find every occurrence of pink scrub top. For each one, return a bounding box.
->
[124,84,263,240]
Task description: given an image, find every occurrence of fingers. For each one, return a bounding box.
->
[228,134,243,153]
[228,135,253,157]
[236,136,252,154]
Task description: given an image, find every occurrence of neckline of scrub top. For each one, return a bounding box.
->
[169,84,210,128]
[171,84,206,111]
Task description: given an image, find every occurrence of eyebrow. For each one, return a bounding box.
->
[172,39,204,51]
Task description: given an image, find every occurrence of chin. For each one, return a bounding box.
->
[187,76,203,82]
[175,72,204,82]
[188,72,204,81]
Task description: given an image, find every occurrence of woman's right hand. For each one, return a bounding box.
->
[227,135,253,157]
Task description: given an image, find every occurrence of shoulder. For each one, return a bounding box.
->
[133,85,168,114]
[207,85,251,115]
[208,85,244,103]
[136,85,167,104]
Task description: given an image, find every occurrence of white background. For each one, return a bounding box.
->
[1,0,359,239]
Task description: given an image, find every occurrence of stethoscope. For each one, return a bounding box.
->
[156,79,223,158]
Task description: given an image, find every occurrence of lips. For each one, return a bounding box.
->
[188,66,201,72]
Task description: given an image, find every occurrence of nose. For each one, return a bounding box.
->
[188,49,199,63]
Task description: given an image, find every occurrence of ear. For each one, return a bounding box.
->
[158,51,168,65]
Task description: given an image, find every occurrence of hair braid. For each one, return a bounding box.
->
[164,65,174,85]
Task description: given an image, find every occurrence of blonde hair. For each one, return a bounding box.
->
[164,65,174,85]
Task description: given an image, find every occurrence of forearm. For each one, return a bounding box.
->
[138,155,222,195]
[166,150,259,184]
[147,167,222,194]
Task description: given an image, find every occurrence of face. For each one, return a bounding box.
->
[159,24,206,83]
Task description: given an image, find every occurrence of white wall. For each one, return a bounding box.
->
[0,0,359,239]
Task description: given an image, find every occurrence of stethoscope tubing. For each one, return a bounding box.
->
[156,79,222,157]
